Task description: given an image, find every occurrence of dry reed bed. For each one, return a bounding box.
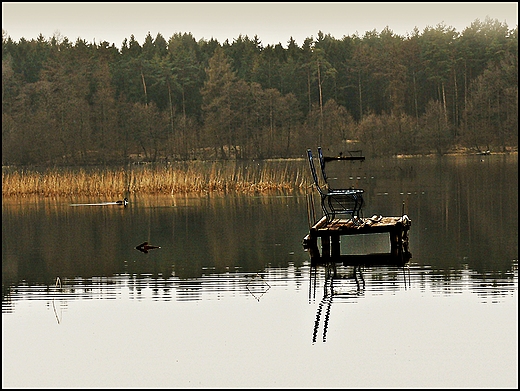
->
[2,161,309,197]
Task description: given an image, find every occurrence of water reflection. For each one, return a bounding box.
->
[3,156,517,389]
[2,155,518,310]
[309,261,517,343]
[310,262,410,343]
[311,263,366,343]
[3,267,287,313]
[2,192,309,292]
[3,259,516,313]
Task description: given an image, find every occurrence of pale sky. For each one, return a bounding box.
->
[2,2,518,48]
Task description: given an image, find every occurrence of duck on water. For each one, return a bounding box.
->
[70,197,128,207]
[116,197,128,206]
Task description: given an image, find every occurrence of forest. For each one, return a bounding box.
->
[2,17,518,165]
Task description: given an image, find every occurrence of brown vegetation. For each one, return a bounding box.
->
[2,161,309,197]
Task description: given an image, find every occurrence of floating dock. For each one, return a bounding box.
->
[303,215,412,267]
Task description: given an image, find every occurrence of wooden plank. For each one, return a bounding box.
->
[311,216,329,232]
[310,216,411,237]
[302,234,320,261]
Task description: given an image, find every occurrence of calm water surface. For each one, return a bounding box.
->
[2,155,518,388]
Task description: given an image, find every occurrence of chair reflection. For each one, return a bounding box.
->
[310,262,409,343]
[311,263,365,343]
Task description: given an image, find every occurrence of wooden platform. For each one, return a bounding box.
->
[303,215,412,267]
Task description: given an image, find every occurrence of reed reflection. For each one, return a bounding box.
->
[51,277,63,324]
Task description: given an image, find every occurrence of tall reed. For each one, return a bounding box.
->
[2,160,310,198]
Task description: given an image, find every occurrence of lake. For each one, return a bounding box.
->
[2,154,518,388]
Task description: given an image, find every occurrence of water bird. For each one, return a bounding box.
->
[116,197,128,206]
[135,241,161,254]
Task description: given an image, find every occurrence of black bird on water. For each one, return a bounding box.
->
[135,241,161,254]
[116,197,128,206]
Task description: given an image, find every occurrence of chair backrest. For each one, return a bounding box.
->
[317,146,329,185]
[307,149,324,194]
[317,146,365,193]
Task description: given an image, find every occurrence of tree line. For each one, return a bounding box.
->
[2,17,517,165]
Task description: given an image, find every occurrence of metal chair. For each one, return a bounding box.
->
[307,149,363,224]
[317,146,364,216]
[318,147,364,191]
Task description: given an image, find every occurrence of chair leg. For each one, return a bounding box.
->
[320,198,328,222]
[321,236,331,258]
[321,196,334,224]
[327,197,335,222]
[331,234,340,258]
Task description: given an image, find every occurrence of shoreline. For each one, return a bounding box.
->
[2,150,517,198]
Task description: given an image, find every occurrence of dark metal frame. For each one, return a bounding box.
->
[307,148,364,224]
[317,147,364,191]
